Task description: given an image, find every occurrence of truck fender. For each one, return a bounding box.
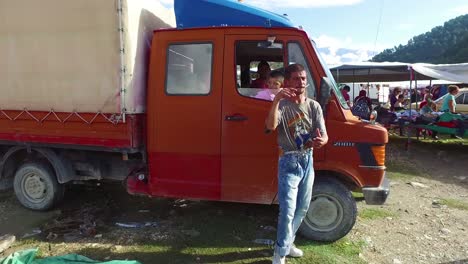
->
[0,147,74,184]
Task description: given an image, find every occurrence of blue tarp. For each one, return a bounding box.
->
[0,249,141,264]
[174,0,295,28]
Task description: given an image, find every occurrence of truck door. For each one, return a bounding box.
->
[221,35,322,204]
[147,30,224,200]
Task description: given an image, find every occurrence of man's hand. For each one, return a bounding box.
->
[313,128,328,149]
[274,88,295,101]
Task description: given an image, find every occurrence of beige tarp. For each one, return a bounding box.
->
[0,0,175,114]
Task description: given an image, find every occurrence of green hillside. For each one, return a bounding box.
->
[371,14,468,63]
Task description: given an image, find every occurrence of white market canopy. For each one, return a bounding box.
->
[330,62,468,84]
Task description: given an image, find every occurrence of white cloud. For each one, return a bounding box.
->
[449,5,468,16]
[314,34,388,66]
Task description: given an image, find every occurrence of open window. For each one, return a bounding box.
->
[235,41,284,101]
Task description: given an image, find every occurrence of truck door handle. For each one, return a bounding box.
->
[225,114,248,121]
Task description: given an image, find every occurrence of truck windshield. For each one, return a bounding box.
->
[311,41,350,110]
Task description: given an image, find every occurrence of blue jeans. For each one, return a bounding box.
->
[275,150,314,257]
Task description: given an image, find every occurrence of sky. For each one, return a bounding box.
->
[160,0,468,66]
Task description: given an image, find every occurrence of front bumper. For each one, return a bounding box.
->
[362,172,390,205]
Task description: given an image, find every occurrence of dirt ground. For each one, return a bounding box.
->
[352,140,468,264]
[0,139,467,264]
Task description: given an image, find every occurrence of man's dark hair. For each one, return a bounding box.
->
[343,85,350,92]
[269,70,284,79]
[258,60,270,69]
[448,85,459,94]
[284,64,305,80]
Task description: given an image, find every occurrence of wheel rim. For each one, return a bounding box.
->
[304,194,344,232]
[21,172,47,204]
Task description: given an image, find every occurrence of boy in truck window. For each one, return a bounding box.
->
[255,70,284,101]
[250,60,271,88]
[265,64,328,264]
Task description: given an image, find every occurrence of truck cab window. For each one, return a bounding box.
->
[287,42,316,99]
[166,43,213,95]
[235,41,284,101]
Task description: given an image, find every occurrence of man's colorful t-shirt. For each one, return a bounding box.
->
[277,98,327,152]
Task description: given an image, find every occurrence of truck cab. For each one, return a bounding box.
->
[128,1,389,242]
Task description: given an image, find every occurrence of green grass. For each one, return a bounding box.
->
[438,198,468,211]
[359,208,397,220]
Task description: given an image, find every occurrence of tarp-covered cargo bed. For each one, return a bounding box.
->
[0,0,175,114]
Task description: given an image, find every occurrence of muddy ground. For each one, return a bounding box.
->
[0,139,467,264]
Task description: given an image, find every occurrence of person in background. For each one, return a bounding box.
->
[250,60,271,88]
[393,94,406,111]
[354,90,372,111]
[410,90,417,103]
[389,87,402,111]
[431,85,441,100]
[440,85,460,113]
[341,85,351,107]
[255,70,284,101]
[419,93,433,110]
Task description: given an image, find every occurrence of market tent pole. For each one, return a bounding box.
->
[406,66,414,151]
[353,69,356,100]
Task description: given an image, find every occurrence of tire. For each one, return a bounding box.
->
[299,177,357,242]
[13,162,64,211]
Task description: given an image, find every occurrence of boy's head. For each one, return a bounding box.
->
[267,70,284,89]
[397,94,405,100]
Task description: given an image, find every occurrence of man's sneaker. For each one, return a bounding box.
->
[272,251,285,264]
[288,244,304,258]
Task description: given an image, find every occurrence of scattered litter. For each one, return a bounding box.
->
[46,232,58,241]
[0,234,16,253]
[393,258,402,264]
[253,238,275,246]
[454,176,467,181]
[181,229,200,237]
[440,228,451,235]
[63,232,82,242]
[22,228,42,239]
[138,210,150,213]
[408,182,429,188]
[94,234,103,238]
[263,226,276,232]
[115,222,158,228]
[432,200,441,208]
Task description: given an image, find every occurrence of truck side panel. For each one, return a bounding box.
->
[0,112,143,150]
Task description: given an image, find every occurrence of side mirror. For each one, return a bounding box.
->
[319,77,333,115]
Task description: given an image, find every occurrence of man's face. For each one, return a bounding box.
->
[285,70,307,95]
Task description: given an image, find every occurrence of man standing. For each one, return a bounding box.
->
[265,64,328,264]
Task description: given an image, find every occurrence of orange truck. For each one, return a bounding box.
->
[0,0,388,241]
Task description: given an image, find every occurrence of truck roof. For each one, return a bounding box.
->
[174,0,295,29]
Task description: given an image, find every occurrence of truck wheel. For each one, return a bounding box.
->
[13,162,64,211]
[299,177,357,242]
